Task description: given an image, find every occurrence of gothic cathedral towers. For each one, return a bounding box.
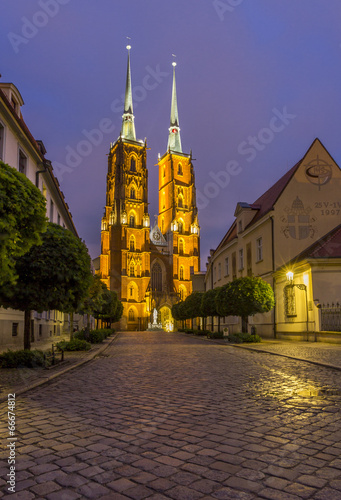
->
[157,62,200,304]
[100,48,200,330]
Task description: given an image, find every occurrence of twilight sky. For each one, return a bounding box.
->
[2,0,341,268]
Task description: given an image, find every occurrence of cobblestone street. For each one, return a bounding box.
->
[1,332,341,499]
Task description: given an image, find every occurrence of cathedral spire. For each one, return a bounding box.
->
[121,45,136,141]
[167,61,182,153]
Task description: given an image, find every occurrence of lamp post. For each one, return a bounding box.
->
[285,271,310,341]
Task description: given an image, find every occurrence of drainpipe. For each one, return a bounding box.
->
[271,216,276,339]
[35,159,50,187]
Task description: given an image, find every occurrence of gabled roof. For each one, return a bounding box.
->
[211,138,340,258]
[213,159,302,254]
[289,224,341,263]
[245,159,302,228]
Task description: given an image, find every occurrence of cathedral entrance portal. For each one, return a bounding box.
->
[159,305,174,332]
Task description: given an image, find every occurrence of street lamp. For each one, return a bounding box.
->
[285,271,311,341]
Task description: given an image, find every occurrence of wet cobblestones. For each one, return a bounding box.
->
[1,332,341,499]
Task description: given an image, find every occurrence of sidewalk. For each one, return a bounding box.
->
[0,333,118,403]
[234,339,341,371]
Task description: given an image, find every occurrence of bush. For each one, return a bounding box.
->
[0,349,45,368]
[207,332,224,339]
[56,339,91,351]
[227,333,262,343]
[194,329,211,336]
[74,328,113,343]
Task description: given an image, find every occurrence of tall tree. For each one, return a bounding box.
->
[0,161,47,288]
[215,277,275,332]
[0,223,92,349]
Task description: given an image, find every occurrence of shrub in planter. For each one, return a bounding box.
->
[56,339,91,351]
[0,349,45,368]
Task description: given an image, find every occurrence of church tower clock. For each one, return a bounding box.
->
[100,46,151,330]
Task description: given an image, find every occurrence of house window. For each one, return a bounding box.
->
[239,249,244,270]
[225,257,229,276]
[12,323,19,337]
[129,236,135,251]
[0,122,4,160]
[129,215,135,227]
[39,324,42,337]
[178,163,183,175]
[151,262,162,291]
[19,149,27,175]
[218,263,221,280]
[179,266,184,280]
[246,242,252,276]
[57,213,61,225]
[130,158,136,171]
[232,252,237,279]
[179,239,184,256]
[238,220,243,233]
[128,308,135,321]
[50,199,54,222]
[256,237,263,262]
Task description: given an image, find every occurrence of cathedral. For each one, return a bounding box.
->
[99,47,200,331]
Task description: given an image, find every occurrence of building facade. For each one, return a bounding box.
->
[0,81,87,349]
[100,50,200,330]
[204,139,341,339]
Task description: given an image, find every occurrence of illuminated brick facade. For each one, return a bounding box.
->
[100,50,200,330]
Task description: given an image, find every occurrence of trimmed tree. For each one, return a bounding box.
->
[0,223,92,349]
[183,292,204,329]
[201,288,222,331]
[215,277,275,333]
[0,161,47,288]
[95,289,123,328]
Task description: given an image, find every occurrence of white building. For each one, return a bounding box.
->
[0,81,88,349]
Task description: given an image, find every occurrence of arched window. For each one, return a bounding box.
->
[128,308,135,321]
[178,221,183,234]
[130,187,136,199]
[130,262,135,277]
[178,195,183,208]
[129,236,135,251]
[151,262,162,291]
[129,215,135,227]
[180,266,184,280]
[161,218,165,233]
[178,163,183,175]
[179,286,186,301]
[163,167,166,178]
[130,158,136,172]
[179,239,184,256]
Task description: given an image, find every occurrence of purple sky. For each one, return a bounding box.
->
[2,0,341,269]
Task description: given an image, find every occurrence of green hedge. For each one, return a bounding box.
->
[56,339,91,351]
[0,349,45,368]
[228,333,262,343]
[74,328,113,343]
[207,331,224,339]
